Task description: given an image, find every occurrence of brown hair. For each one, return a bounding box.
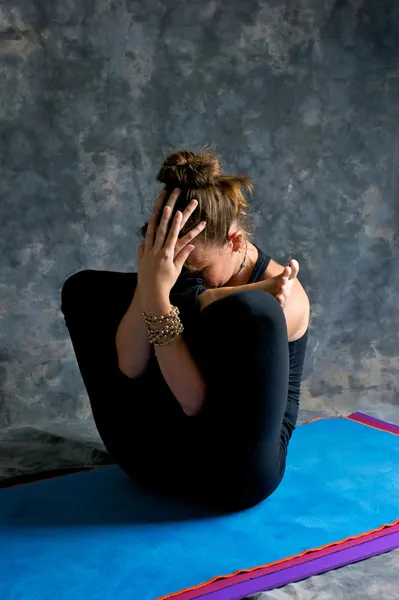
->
[140,146,253,246]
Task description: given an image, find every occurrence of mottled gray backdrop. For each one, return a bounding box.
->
[1,0,398,598]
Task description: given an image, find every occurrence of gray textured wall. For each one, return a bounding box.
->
[1,0,399,441]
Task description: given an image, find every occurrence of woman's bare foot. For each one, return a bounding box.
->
[273,260,299,307]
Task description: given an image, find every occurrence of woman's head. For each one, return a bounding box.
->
[141,146,254,287]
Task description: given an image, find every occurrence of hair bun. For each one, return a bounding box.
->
[157,147,222,189]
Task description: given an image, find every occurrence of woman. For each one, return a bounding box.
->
[61,147,310,513]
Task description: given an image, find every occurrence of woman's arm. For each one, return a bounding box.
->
[198,273,310,341]
[115,285,207,416]
[145,295,207,417]
[136,188,208,417]
[198,279,273,309]
[115,282,152,378]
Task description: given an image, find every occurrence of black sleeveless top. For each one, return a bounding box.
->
[171,246,308,438]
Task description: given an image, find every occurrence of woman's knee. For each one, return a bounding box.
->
[61,270,96,314]
[203,290,286,330]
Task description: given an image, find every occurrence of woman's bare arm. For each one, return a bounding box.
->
[115,283,152,378]
[198,279,274,310]
[144,296,207,417]
[198,277,310,341]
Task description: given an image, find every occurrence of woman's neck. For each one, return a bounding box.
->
[225,242,259,287]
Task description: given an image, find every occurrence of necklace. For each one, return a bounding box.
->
[232,241,248,278]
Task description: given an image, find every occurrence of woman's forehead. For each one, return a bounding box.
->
[184,244,210,271]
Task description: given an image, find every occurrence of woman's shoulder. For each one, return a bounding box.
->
[258,253,295,281]
[252,245,289,281]
[259,256,285,281]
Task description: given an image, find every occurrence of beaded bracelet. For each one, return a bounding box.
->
[143,305,184,347]
[142,305,180,325]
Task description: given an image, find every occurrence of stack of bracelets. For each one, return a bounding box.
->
[143,305,184,347]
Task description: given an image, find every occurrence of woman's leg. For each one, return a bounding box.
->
[193,290,291,512]
[60,270,189,490]
[61,272,293,510]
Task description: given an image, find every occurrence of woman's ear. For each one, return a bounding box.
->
[229,230,245,253]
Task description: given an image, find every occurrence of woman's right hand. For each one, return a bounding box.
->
[137,188,203,273]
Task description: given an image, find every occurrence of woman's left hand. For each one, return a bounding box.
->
[138,188,206,314]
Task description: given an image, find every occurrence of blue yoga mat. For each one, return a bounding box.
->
[1,417,399,600]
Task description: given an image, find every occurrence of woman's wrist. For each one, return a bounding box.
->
[141,294,172,317]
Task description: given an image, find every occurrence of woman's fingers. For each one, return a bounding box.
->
[147,188,203,254]
[171,197,200,254]
[174,244,196,273]
[165,206,206,257]
[145,189,168,250]
[175,220,207,255]
[180,198,199,229]
[153,188,181,250]
[164,210,183,253]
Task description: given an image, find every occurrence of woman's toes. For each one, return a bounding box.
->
[276,262,298,305]
[289,259,299,279]
[284,265,292,279]
[279,276,288,290]
[279,266,291,287]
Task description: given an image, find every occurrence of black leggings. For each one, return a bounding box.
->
[61,270,293,513]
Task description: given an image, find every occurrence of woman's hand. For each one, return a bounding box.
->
[138,188,206,315]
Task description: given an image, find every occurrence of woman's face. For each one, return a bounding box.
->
[184,240,240,288]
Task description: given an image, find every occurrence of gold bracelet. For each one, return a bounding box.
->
[149,321,184,347]
[151,323,184,347]
[142,305,180,325]
[143,305,184,347]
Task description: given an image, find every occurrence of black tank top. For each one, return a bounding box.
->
[247,245,272,284]
[249,245,309,437]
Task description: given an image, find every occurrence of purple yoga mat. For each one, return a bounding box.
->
[348,412,399,435]
[174,521,399,600]
[197,530,399,600]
